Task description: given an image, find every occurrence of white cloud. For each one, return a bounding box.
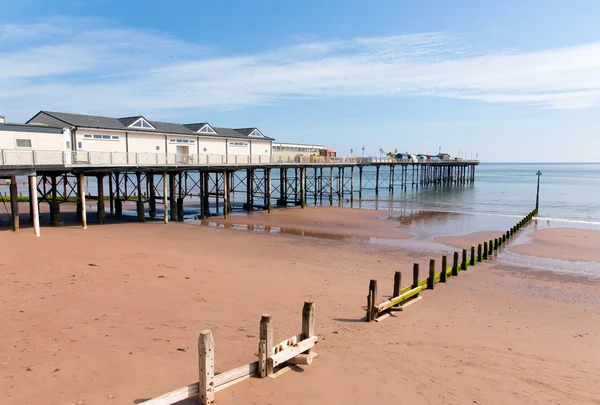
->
[2,17,600,121]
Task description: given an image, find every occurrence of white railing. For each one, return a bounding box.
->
[0,150,479,168]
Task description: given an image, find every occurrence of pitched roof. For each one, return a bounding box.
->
[31,111,274,140]
[0,122,63,134]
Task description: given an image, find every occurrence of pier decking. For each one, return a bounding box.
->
[0,151,479,236]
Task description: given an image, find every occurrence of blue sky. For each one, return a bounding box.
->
[1,0,600,161]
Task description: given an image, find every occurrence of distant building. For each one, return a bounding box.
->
[272,142,326,160]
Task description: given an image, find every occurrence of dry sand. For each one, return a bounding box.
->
[1,207,599,405]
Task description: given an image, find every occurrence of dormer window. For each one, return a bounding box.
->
[129,118,155,130]
[249,129,264,137]
[197,124,217,134]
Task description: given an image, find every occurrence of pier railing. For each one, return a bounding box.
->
[0,149,479,169]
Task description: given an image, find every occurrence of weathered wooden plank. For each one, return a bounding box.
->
[198,330,214,405]
[273,334,303,355]
[268,336,318,368]
[141,382,199,405]
[389,295,423,311]
[258,339,267,377]
[214,361,258,392]
[285,354,313,365]
[376,285,424,312]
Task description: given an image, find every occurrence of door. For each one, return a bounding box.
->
[176,145,189,163]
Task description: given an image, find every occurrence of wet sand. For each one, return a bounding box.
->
[1,207,599,405]
[511,227,600,262]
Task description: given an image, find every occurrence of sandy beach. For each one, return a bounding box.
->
[1,206,599,405]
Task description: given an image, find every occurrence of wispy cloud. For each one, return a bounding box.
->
[2,17,600,121]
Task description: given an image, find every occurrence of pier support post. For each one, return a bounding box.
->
[202,172,210,218]
[96,175,105,224]
[49,175,63,227]
[245,169,254,211]
[114,172,122,220]
[78,173,86,229]
[177,172,184,222]
[9,176,19,232]
[136,172,145,222]
[169,173,177,221]
[375,166,380,195]
[162,172,168,224]
[266,168,272,213]
[148,174,156,219]
[108,173,114,216]
[350,166,354,204]
[28,175,40,237]
[329,168,333,205]
[358,166,363,199]
[300,167,306,208]
[223,170,229,219]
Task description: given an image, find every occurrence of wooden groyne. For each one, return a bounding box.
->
[365,208,538,322]
[142,302,317,405]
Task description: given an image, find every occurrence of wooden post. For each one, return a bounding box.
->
[427,259,435,289]
[301,302,315,355]
[412,263,419,289]
[367,279,378,321]
[440,256,447,282]
[470,246,475,266]
[259,314,273,376]
[29,175,40,237]
[9,176,18,232]
[114,172,122,220]
[462,249,467,270]
[177,172,184,222]
[393,271,402,299]
[488,239,493,255]
[452,252,459,276]
[198,330,215,405]
[503,234,506,243]
[108,173,114,215]
[494,238,498,250]
[162,172,168,224]
[477,244,483,262]
[148,173,156,219]
[483,242,488,260]
[96,175,105,224]
[169,173,177,221]
[78,173,86,229]
[136,172,145,222]
[223,170,229,219]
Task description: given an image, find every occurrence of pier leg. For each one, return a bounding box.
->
[223,170,229,219]
[350,166,354,204]
[108,173,114,216]
[28,175,40,237]
[359,166,363,199]
[340,167,344,200]
[169,173,177,221]
[78,173,86,229]
[96,175,105,224]
[177,172,184,221]
[329,167,333,205]
[114,172,122,220]
[375,166,380,195]
[136,172,145,222]
[319,167,324,204]
[266,168,272,213]
[300,167,306,208]
[9,176,19,232]
[162,172,168,224]
[246,169,252,211]
[202,172,210,217]
[148,174,156,219]
[49,175,63,227]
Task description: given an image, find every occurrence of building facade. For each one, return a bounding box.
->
[272,142,326,160]
[25,111,274,161]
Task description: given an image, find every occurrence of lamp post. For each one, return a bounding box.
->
[350,148,353,157]
[361,146,365,157]
[535,170,542,212]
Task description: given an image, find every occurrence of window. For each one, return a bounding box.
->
[85,134,120,141]
[16,139,32,148]
[229,141,248,147]
[156,145,160,151]
[248,129,263,137]
[170,138,194,144]
[129,118,155,129]
[198,125,216,134]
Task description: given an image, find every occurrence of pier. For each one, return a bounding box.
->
[0,151,478,236]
